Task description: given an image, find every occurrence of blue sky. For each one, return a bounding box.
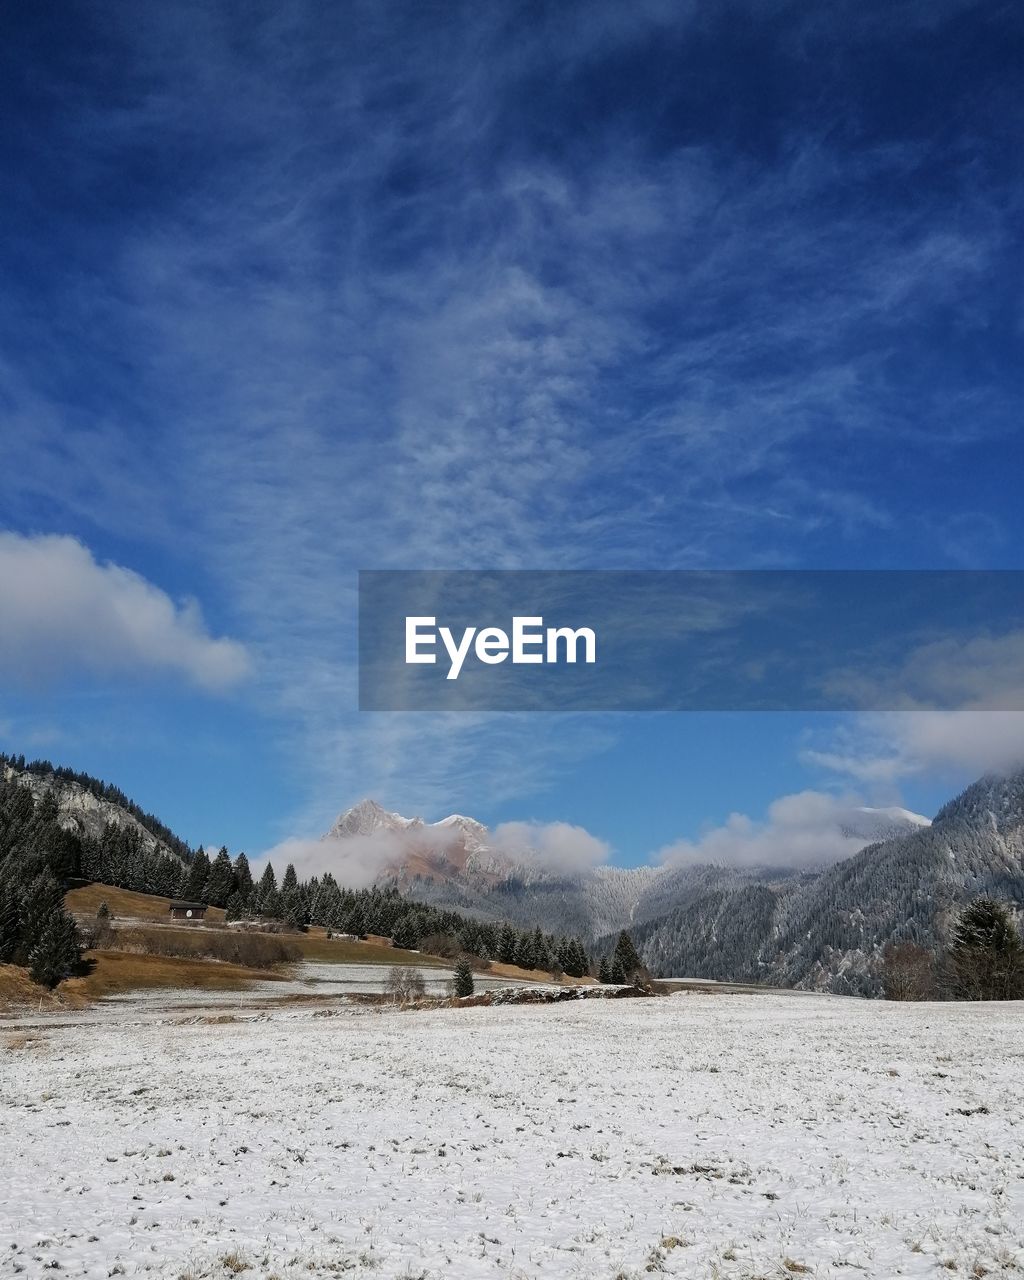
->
[1,0,1022,868]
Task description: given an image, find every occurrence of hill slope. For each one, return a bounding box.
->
[625,770,1024,994]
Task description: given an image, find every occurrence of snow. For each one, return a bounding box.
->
[1,994,1022,1278]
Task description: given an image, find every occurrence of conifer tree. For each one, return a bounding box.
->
[514,930,536,970]
[453,956,474,997]
[28,908,81,987]
[498,923,517,963]
[183,847,211,902]
[205,847,235,907]
[612,930,642,982]
[0,873,23,964]
[233,852,254,905]
[948,898,1024,1000]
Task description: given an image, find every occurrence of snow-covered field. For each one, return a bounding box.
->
[1,994,1022,1279]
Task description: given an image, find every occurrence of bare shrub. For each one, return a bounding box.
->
[384,965,427,1003]
[418,932,460,960]
[79,919,116,951]
[100,926,301,969]
[882,941,936,1001]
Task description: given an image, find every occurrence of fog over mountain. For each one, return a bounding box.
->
[303,796,932,954]
[306,778,1024,994]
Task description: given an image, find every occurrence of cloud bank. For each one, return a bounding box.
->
[256,815,610,885]
[490,821,611,874]
[655,790,923,870]
[0,532,250,691]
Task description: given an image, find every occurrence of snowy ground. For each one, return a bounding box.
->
[91,962,540,1010]
[1,994,1022,1279]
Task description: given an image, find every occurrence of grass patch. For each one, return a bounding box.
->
[291,929,451,968]
[65,950,283,1000]
[96,925,301,968]
[66,883,226,923]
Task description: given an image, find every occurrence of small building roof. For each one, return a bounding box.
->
[168,901,207,911]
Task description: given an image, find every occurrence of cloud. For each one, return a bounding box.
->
[820,629,1024,712]
[256,812,611,884]
[803,711,1024,784]
[655,789,923,869]
[490,821,611,874]
[255,831,424,889]
[0,532,251,691]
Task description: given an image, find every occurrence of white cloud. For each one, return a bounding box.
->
[256,813,611,885]
[255,832,419,889]
[803,711,1024,784]
[0,532,250,691]
[821,629,1024,712]
[490,820,611,874]
[655,789,919,870]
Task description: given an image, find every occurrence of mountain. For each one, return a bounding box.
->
[325,799,512,884]
[623,772,1024,995]
[0,755,190,866]
[320,798,931,951]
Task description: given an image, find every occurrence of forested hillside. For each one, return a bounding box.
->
[622,770,1024,995]
[0,763,594,984]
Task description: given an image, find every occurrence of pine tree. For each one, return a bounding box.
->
[233,852,254,905]
[598,956,611,984]
[514,929,536,971]
[21,870,65,951]
[498,923,517,963]
[96,900,110,920]
[183,847,210,902]
[205,848,235,907]
[612,930,642,982]
[453,957,474,997]
[948,898,1024,1000]
[0,873,24,964]
[28,908,81,987]
[256,862,278,915]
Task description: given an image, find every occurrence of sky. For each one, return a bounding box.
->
[1,0,1022,871]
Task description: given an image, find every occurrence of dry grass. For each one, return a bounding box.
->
[292,929,450,968]
[487,960,597,986]
[64,950,283,1000]
[0,963,86,1012]
[97,925,301,969]
[65,883,226,922]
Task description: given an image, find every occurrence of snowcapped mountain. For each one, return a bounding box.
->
[624,772,1024,995]
[318,798,932,946]
[325,798,424,840]
[839,806,931,842]
[322,799,512,884]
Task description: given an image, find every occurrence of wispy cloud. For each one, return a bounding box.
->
[803,712,1024,785]
[1,1,1020,828]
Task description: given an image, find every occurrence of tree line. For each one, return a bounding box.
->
[0,770,602,985]
[1,752,192,861]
